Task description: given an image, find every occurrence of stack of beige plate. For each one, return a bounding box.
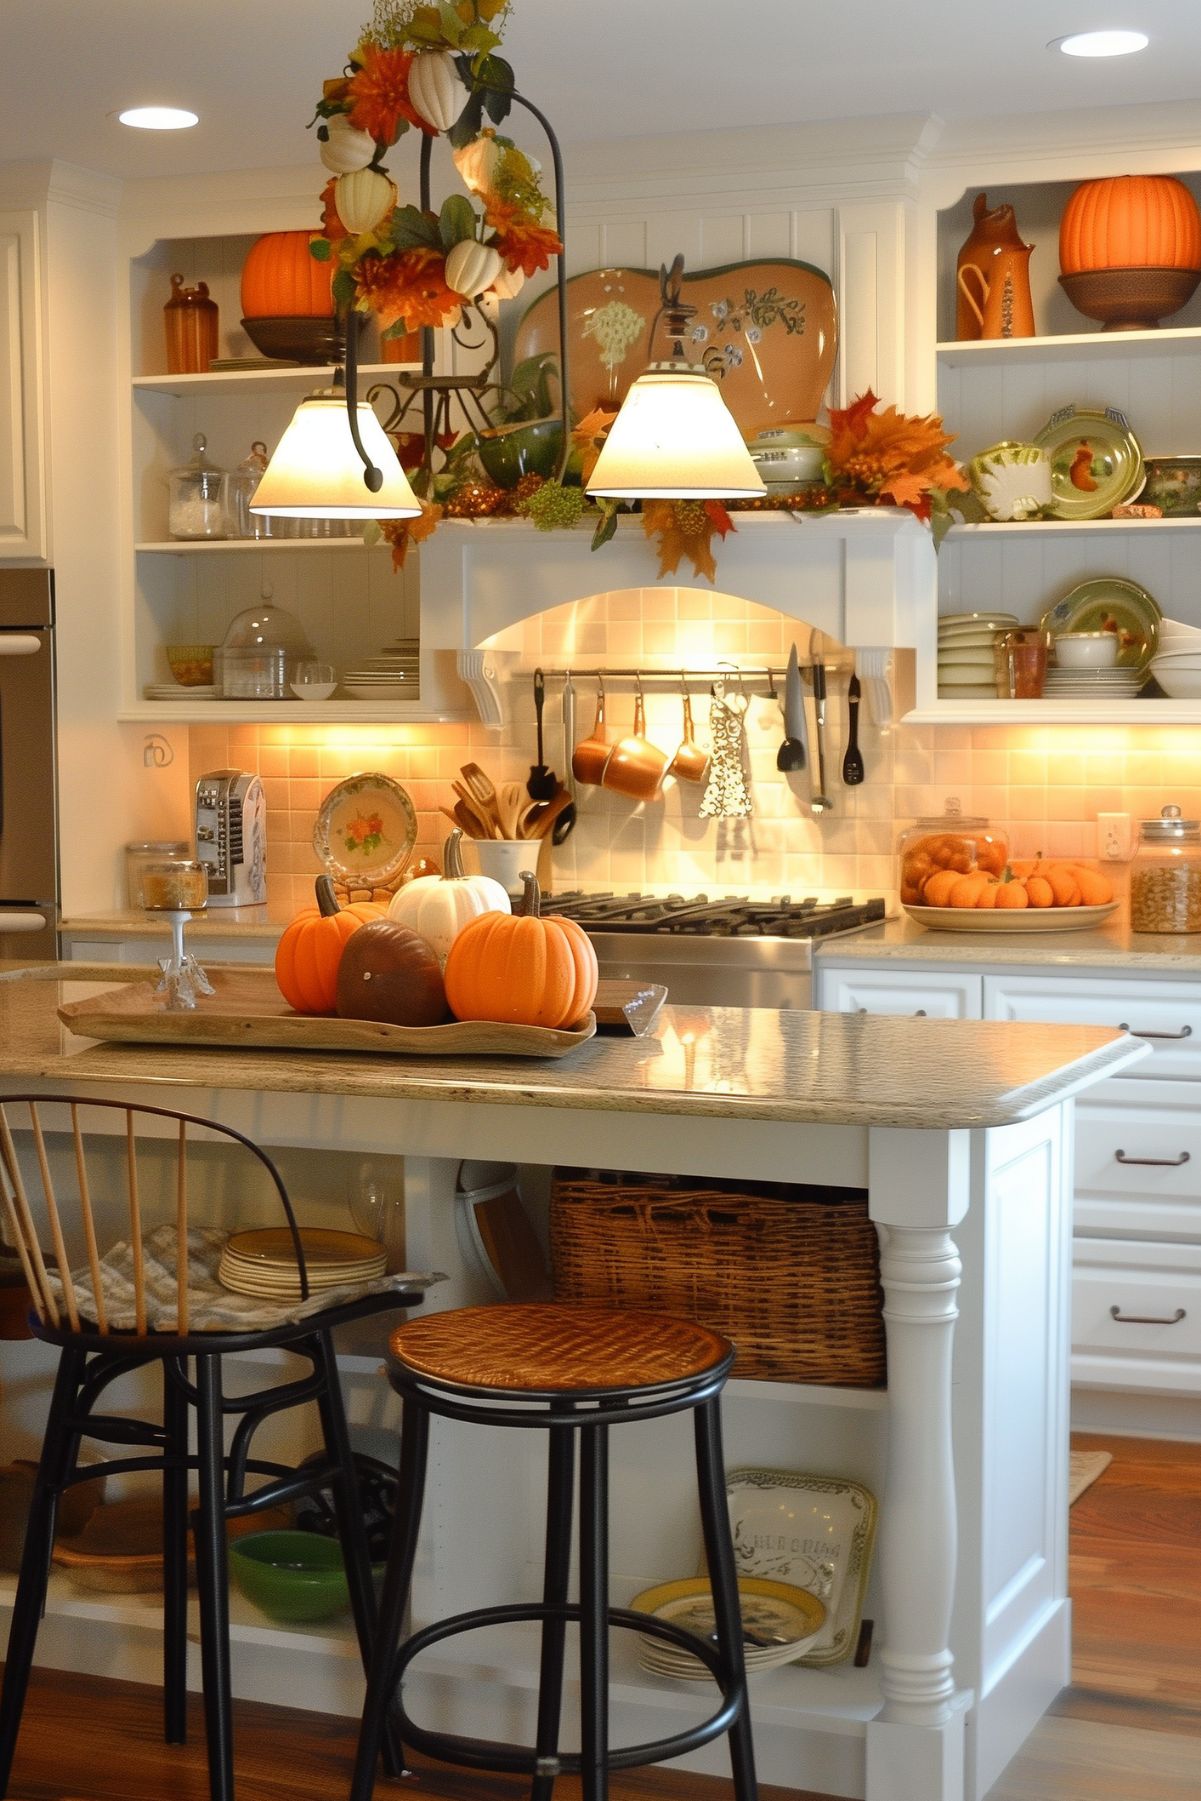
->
[341,638,419,702]
[937,611,1019,699]
[218,1227,386,1299]
[630,1575,826,1680]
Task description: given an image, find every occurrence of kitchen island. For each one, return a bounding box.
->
[0,967,1146,1801]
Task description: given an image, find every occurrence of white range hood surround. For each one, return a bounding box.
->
[420,511,935,724]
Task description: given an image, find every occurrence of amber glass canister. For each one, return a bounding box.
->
[164,272,219,374]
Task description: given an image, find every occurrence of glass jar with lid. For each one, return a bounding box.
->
[227,440,275,539]
[168,433,228,540]
[214,601,314,699]
[897,799,1009,907]
[1129,805,1201,934]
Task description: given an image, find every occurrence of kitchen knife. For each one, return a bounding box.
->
[777,643,806,771]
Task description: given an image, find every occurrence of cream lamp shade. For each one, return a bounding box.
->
[250,391,422,518]
[584,365,766,500]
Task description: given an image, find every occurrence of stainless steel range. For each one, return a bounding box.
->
[540,892,888,1009]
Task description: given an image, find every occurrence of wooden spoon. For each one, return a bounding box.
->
[460,762,501,827]
[495,780,526,839]
[451,781,499,838]
[524,787,574,840]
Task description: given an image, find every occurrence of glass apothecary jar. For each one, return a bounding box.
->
[897,802,1009,907]
[227,440,275,539]
[168,433,228,540]
[1130,805,1201,934]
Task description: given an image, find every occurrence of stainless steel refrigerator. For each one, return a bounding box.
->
[0,569,58,960]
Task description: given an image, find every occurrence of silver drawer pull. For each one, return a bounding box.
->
[1109,1305,1187,1326]
[1114,1149,1191,1167]
[1118,1022,1193,1040]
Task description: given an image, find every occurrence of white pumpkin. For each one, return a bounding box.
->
[407,49,464,134]
[319,116,377,175]
[452,129,502,197]
[445,238,504,298]
[334,168,398,235]
[386,828,510,963]
[491,264,526,301]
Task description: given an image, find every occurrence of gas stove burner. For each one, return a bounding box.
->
[541,890,886,940]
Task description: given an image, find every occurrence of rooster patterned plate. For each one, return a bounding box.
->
[312,772,416,886]
[1040,577,1161,672]
[1032,404,1145,520]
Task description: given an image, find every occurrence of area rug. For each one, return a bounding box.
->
[1069,1449,1113,1505]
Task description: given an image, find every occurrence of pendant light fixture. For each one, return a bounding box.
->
[585,256,766,501]
[249,315,422,520]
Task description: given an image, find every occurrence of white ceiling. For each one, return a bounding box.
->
[2,1,1201,184]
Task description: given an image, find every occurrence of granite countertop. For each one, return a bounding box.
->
[816,914,1201,972]
[60,906,289,940]
[0,965,1146,1130]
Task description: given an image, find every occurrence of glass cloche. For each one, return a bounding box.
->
[215,602,314,700]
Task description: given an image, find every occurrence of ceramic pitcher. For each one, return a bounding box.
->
[955,193,1031,340]
[957,242,1036,340]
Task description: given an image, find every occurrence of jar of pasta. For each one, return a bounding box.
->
[1130,805,1201,934]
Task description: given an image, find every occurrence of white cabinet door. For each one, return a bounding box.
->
[0,211,46,562]
[818,963,983,1018]
[983,973,1201,1079]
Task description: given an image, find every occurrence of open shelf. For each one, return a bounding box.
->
[945,516,1201,538]
[908,699,1201,724]
[132,361,420,399]
[936,325,1201,367]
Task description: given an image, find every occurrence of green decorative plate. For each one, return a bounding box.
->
[1032,404,1144,520]
[312,771,416,886]
[1040,578,1161,672]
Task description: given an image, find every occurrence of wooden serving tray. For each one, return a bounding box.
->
[59,968,597,1060]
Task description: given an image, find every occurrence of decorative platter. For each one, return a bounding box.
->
[313,771,416,886]
[513,258,838,437]
[1032,404,1144,521]
[716,1468,878,1667]
[1040,577,1161,672]
[57,968,597,1060]
[903,901,1119,933]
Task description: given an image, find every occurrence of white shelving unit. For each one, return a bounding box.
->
[921,170,1201,723]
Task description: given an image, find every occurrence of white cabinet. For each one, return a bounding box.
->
[1072,1235,1201,1398]
[982,972,1201,1078]
[818,963,982,1018]
[0,211,47,562]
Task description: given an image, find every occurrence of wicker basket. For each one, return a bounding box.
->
[550,1170,885,1387]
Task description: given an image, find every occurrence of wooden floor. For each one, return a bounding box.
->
[2,1431,1198,1801]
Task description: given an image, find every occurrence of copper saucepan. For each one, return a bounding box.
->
[602,677,669,802]
[667,678,710,784]
[571,672,612,787]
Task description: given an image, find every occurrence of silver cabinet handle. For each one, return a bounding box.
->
[1109,1305,1187,1326]
[1118,1022,1193,1040]
[1114,1149,1191,1167]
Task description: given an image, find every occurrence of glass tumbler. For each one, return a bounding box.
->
[994,629,1048,699]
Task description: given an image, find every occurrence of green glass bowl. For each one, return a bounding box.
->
[475,418,563,489]
[228,1530,353,1623]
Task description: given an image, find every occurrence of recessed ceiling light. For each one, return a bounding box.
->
[1051,29,1149,57]
[118,106,199,131]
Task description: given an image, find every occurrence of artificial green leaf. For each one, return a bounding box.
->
[479,54,514,125]
[331,267,357,309]
[459,23,502,54]
[437,1,466,45]
[308,237,333,262]
[438,193,478,250]
[362,519,383,547]
[387,204,441,251]
[591,502,619,551]
[447,91,485,149]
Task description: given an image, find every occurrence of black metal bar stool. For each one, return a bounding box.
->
[349,1301,758,1801]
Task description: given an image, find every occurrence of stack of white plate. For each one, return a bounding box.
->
[630,1575,826,1681]
[341,638,420,702]
[937,612,1019,699]
[218,1227,386,1299]
[144,683,217,700]
[1043,667,1146,698]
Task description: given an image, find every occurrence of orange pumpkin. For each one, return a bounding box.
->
[1060,176,1201,275]
[241,231,336,320]
[444,873,599,1029]
[274,876,386,1014]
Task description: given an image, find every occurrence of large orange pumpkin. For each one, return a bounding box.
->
[274,876,386,1014]
[241,231,336,320]
[1060,176,1201,275]
[444,873,598,1029]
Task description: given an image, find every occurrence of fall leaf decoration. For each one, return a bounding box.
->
[377,498,444,571]
[570,406,618,486]
[824,390,969,522]
[642,500,735,585]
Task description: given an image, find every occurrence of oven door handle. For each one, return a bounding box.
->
[0,635,42,657]
[0,912,49,934]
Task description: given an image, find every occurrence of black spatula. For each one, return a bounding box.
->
[527,668,558,801]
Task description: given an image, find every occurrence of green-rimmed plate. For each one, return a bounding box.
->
[1032,404,1144,520]
[313,771,416,886]
[1040,577,1162,672]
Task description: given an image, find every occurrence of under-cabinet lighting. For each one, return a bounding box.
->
[1051,29,1148,56]
[117,106,199,130]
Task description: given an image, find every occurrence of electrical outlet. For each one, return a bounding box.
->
[1097,812,1133,861]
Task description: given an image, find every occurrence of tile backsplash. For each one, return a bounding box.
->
[188,589,1199,914]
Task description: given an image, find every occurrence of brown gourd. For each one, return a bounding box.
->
[335,919,448,1026]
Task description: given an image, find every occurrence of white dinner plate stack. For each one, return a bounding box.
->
[1043,666,1145,698]
[218,1227,386,1299]
[144,683,217,700]
[341,638,419,702]
[937,612,1018,699]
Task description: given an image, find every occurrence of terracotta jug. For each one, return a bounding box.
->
[957,242,1036,340]
[955,193,1029,340]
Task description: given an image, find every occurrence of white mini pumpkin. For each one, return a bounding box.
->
[386,828,510,963]
[491,264,526,301]
[445,238,503,298]
[452,129,502,197]
[319,116,377,175]
[334,168,398,235]
[407,50,464,134]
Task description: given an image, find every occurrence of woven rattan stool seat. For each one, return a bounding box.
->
[389,1303,731,1394]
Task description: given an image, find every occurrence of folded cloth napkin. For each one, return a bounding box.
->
[48,1223,443,1334]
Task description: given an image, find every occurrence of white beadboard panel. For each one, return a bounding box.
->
[596,216,652,271]
[938,529,1194,627]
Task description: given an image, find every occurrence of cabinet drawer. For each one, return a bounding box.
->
[818,965,983,1019]
[1074,1087,1201,1236]
[1072,1238,1201,1395]
[984,974,1201,1078]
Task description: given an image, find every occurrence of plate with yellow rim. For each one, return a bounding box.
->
[630,1574,826,1678]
